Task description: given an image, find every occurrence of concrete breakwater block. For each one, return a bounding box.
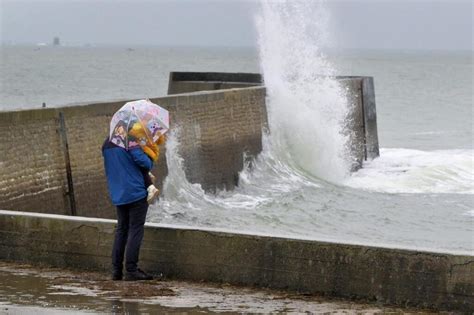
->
[168,71,380,166]
[0,210,471,312]
[0,71,379,219]
[0,86,267,218]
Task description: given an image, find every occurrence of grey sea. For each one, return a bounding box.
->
[1,46,472,253]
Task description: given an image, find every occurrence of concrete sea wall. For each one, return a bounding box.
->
[0,87,267,218]
[169,72,379,164]
[168,72,262,95]
[0,210,471,312]
[0,71,379,218]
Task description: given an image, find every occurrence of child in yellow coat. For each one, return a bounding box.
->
[129,122,166,204]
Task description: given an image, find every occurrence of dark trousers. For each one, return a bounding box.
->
[112,197,148,273]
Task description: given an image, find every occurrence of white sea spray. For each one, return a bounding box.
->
[256,0,353,183]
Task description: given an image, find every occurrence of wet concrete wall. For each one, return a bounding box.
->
[168,72,262,95]
[0,87,267,218]
[339,76,380,163]
[0,71,378,218]
[169,72,379,165]
[0,210,471,312]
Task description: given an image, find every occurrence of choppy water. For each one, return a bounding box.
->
[0,5,472,253]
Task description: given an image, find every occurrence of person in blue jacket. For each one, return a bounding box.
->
[102,137,154,281]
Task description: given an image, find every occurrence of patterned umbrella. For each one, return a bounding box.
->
[109,99,169,149]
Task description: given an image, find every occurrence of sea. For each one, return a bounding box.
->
[1,6,472,254]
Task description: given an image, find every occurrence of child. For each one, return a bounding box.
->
[142,135,166,204]
[129,122,166,204]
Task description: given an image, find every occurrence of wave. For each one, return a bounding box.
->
[150,131,319,222]
[344,148,473,194]
[257,0,353,183]
[148,0,472,252]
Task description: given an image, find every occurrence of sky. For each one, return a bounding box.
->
[0,0,472,50]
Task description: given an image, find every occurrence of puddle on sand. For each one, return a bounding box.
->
[0,262,446,314]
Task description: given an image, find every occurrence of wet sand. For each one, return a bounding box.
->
[0,261,450,314]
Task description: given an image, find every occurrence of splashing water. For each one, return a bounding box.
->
[345,148,474,194]
[151,0,355,227]
[257,0,353,183]
[147,1,473,253]
[151,129,321,233]
[151,131,473,252]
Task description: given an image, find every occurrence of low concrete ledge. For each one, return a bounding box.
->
[0,210,472,312]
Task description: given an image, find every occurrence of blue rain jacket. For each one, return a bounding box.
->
[102,139,153,206]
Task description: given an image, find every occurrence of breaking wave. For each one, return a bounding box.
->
[257,0,353,183]
[345,148,473,194]
[148,0,473,252]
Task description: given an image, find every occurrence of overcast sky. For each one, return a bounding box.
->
[1,0,472,50]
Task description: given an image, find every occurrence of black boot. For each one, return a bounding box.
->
[124,268,153,281]
[112,270,123,281]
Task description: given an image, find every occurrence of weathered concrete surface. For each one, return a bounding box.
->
[361,76,380,159]
[168,72,262,95]
[339,78,366,170]
[169,71,379,167]
[0,87,267,218]
[0,210,471,312]
[0,71,379,219]
[0,108,71,216]
[337,75,380,164]
[159,88,268,193]
[0,261,428,314]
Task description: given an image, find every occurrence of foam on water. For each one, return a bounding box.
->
[150,132,473,252]
[153,130,320,227]
[345,148,474,194]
